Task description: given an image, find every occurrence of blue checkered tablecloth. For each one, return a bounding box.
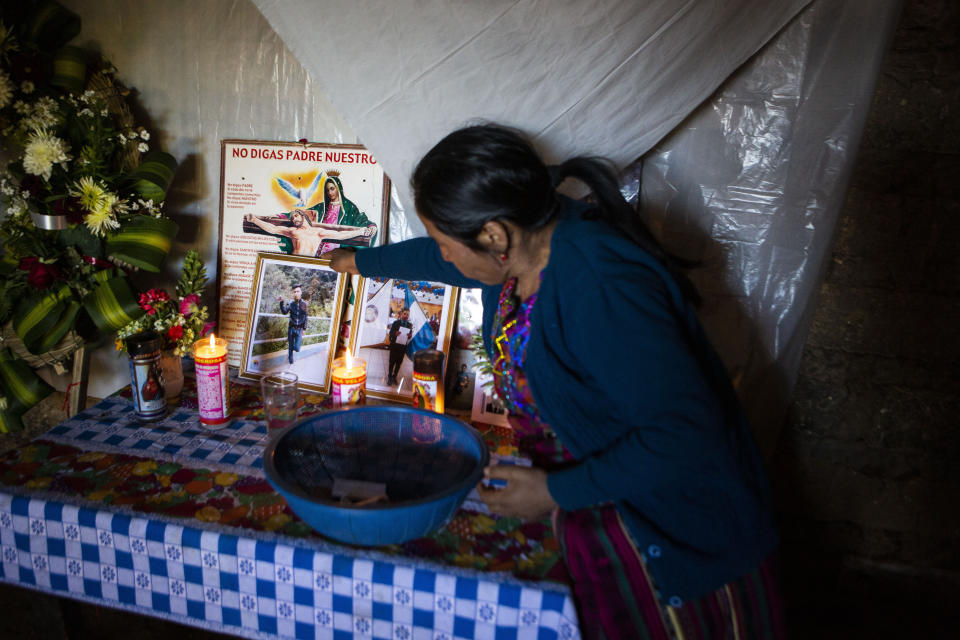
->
[0,395,581,639]
[42,396,269,475]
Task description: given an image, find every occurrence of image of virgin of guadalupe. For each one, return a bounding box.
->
[306,171,378,256]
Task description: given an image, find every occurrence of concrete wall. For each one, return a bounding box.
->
[776,0,960,634]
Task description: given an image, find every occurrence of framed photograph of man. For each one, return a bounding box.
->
[239,253,348,393]
[217,139,390,366]
[348,276,458,402]
[443,287,484,416]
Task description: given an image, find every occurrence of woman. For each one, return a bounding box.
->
[329,124,783,639]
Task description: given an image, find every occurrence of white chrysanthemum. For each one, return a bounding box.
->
[20,80,34,94]
[70,176,107,211]
[127,130,138,139]
[78,107,94,118]
[138,142,148,152]
[139,129,150,141]
[22,128,71,181]
[21,96,60,130]
[100,108,108,117]
[84,206,120,236]
[0,71,13,109]
[13,100,28,115]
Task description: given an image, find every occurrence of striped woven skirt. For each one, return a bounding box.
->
[558,506,786,640]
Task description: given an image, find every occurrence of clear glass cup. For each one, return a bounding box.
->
[260,371,299,431]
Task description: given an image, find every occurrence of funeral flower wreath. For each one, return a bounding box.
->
[0,4,184,431]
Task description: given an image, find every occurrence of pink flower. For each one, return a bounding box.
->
[179,293,200,318]
[139,288,171,314]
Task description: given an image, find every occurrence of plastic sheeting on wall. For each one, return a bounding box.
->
[42,0,902,459]
[253,0,812,232]
[638,0,903,455]
[252,0,901,453]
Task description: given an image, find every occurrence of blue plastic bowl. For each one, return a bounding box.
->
[263,405,489,546]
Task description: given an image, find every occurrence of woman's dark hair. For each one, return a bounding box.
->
[412,123,699,303]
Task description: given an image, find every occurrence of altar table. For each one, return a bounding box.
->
[0,378,579,639]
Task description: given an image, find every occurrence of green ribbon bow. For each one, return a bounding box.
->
[11,282,75,354]
[50,45,87,94]
[106,215,179,273]
[124,151,179,203]
[0,348,54,433]
[82,270,144,333]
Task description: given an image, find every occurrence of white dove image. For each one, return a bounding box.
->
[276,172,323,207]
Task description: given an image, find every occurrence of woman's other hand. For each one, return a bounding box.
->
[328,248,359,275]
[477,465,558,519]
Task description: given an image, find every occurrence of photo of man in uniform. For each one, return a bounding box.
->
[278,284,308,364]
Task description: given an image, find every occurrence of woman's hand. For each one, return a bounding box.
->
[476,465,558,519]
[327,248,359,275]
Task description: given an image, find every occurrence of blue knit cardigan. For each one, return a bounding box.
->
[355,198,777,603]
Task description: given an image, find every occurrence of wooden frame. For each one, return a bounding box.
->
[347,276,458,403]
[238,253,347,394]
[216,139,390,367]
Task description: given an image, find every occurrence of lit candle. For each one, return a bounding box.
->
[412,348,445,414]
[330,350,366,407]
[193,333,231,426]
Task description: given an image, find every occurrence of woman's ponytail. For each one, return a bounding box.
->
[552,157,701,306]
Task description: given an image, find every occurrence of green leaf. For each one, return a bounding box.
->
[0,348,54,417]
[82,273,144,332]
[59,224,104,257]
[105,215,178,273]
[12,283,73,352]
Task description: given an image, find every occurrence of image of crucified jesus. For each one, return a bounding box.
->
[243,208,374,257]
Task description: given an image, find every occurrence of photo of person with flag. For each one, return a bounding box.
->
[348,275,458,401]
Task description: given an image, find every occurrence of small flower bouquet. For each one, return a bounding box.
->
[116,250,213,358]
[0,3,181,432]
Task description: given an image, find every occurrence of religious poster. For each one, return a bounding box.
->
[217,139,390,365]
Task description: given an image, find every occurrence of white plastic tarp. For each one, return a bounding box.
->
[252,0,813,235]
[44,0,901,457]
[250,0,901,453]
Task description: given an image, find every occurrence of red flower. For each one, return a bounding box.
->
[138,288,171,314]
[166,325,183,341]
[18,257,62,289]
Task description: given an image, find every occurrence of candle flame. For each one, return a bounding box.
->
[209,333,216,349]
[345,349,353,369]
